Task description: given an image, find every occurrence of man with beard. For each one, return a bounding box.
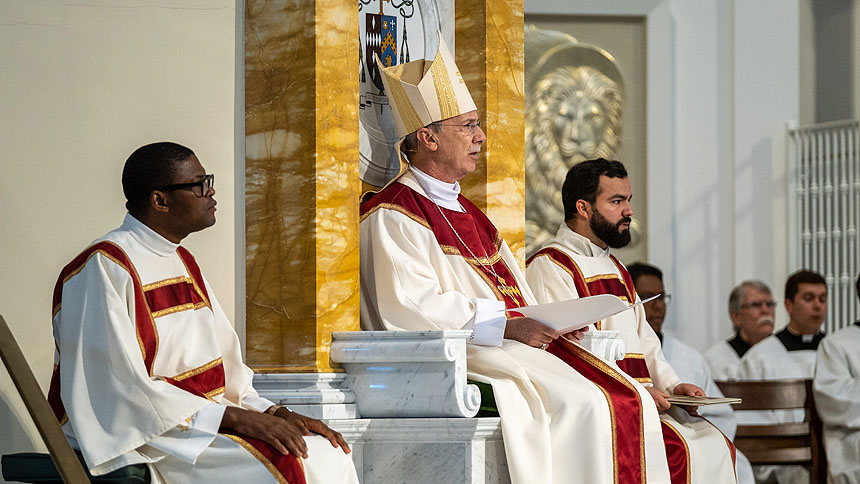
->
[526,158,738,484]
[704,281,776,380]
[735,270,827,484]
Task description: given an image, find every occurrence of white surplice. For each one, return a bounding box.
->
[526,223,738,484]
[360,171,627,484]
[705,340,744,381]
[813,323,860,484]
[51,214,358,484]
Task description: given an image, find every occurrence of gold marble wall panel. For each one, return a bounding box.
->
[245,0,359,372]
[456,0,527,263]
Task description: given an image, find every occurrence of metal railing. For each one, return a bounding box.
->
[788,119,860,334]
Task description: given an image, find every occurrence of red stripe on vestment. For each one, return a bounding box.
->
[144,279,206,316]
[177,246,210,303]
[548,338,645,484]
[362,182,526,308]
[163,360,226,399]
[223,433,307,484]
[617,356,651,381]
[609,254,636,302]
[661,420,691,484]
[49,241,157,422]
[527,248,590,297]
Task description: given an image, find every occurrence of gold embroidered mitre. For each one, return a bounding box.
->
[376,37,477,138]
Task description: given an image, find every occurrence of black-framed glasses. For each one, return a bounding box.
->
[433,120,482,134]
[154,174,214,197]
[640,293,672,305]
[740,300,777,310]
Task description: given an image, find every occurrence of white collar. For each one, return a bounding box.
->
[555,223,611,258]
[409,165,464,212]
[122,213,179,256]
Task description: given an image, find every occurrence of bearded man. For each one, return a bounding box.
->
[526,158,738,484]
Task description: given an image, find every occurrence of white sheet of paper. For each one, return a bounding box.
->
[512,294,658,334]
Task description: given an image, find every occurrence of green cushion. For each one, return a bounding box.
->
[469,380,500,417]
[2,452,150,484]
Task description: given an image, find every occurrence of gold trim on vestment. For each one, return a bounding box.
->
[624,353,645,359]
[171,357,223,381]
[585,273,622,283]
[204,387,225,400]
[661,420,691,484]
[430,54,460,120]
[635,377,652,384]
[461,258,506,302]
[566,342,646,482]
[151,301,209,319]
[178,256,211,309]
[54,250,132,317]
[440,245,503,265]
[361,202,432,230]
[223,434,300,484]
[142,276,188,291]
[594,384,620,484]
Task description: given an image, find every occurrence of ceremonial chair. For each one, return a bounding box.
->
[0,314,149,484]
[715,379,827,484]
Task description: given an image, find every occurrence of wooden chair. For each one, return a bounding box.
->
[0,314,149,483]
[716,379,827,484]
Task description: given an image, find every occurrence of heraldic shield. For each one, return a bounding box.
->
[366,13,398,92]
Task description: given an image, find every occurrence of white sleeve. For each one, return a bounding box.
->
[813,334,860,430]
[463,298,507,346]
[144,402,226,463]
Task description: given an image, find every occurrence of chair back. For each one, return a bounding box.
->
[0,314,90,483]
[716,379,827,484]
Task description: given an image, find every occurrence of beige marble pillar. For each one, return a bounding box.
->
[244,0,359,372]
[456,0,527,263]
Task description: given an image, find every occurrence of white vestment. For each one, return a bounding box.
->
[360,171,641,484]
[813,323,860,484]
[736,330,822,484]
[705,340,744,381]
[50,214,358,484]
[526,224,738,484]
[662,333,755,484]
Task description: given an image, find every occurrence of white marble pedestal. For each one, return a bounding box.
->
[328,418,510,484]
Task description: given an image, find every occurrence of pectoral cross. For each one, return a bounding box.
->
[496,276,523,303]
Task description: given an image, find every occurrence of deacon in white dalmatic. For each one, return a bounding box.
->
[526,159,738,484]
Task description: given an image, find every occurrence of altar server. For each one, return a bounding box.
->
[361,39,665,484]
[49,142,358,484]
[526,158,737,484]
[813,274,860,484]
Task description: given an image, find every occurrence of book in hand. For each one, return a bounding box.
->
[665,395,742,406]
[513,294,659,335]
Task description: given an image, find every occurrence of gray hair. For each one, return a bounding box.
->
[401,123,443,157]
[728,280,772,314]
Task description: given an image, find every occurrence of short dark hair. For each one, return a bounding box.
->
[784,270,826,301]
[122,142,194,215]
[628,262,663,285]
[561,158,628,221]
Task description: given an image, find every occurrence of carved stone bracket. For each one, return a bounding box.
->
[579,329,626,362]
[331,330,481,418]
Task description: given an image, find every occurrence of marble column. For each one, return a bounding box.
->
[244,0,360,372]
[456,0,527,263]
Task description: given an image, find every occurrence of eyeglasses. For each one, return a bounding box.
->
[639,293,671,305]
[433,120,482,134]
[740,300,777,310]
[154,174,214,198]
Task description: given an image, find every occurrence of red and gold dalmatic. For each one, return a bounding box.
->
[526,224,738,484]
[46,215,357,483]
[360,170,652,484]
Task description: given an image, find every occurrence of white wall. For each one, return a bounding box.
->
[525,0,800,351]
[0,0,238,472]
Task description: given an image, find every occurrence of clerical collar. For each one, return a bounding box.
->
[775,327,825,351]
[556,223,610,258]
[409,165,464,212]
[122,213,179,256]
[727,333,753,358]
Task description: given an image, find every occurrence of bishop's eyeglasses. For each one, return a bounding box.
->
[155,174,214,197]
[433,120,482,134]
[639,293,672,305]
